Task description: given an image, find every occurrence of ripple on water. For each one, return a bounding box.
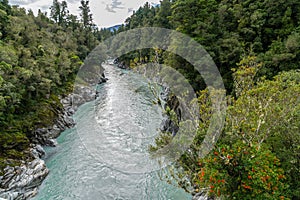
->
[33,65,191,200]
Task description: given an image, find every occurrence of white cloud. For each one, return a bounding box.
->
[66,0,80,3]
[9,0,161,28]
[127,7,133,13]
[9,0,40,5]
[105,4,116,13]
[104,0,125,13]
[111,0,124,9]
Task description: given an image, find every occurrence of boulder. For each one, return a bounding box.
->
[0,159,48,200]
[0,71,107,199]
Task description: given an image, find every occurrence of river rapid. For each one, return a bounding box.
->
[33,64,191,200]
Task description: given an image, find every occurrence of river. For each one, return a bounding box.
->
[33,64,192,200]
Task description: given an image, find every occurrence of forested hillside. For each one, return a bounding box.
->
[0,0,299,199]
[117,0,300,93]
[116,0,300,199]
[0,0,111,170]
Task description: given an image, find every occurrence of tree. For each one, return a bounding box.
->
[172,68,299,199]
[66,14,79,31]
[50,0,60,23]
[79,0,93,29]
[50,0,69,26]
[0,0,10,38]
[0,2,95,171]
[154,0,173,29]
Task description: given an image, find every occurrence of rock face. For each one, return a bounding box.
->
[0,100,73,200]
[159,86,181,137]
[113,59,130,69]
[0,76,107,199]
[193,192,215,200]
[0,146,48,200]
[159,87,213,200]
[31,105,75,146]
[99,73,108,84]
[63,86,95,113]
[160,117,179,136]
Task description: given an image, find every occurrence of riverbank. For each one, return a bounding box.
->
[1,62,194,199]
[0,72,107,199]
[122,63,212,200]
[31,63,192,200]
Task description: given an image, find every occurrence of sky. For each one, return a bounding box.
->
[8,0,160,28]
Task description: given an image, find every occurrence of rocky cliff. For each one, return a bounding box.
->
[0,73,108,200]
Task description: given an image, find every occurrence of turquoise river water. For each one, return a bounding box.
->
[33,64,192,200]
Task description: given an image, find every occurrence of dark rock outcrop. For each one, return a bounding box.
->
[113,59,130,69]
[159,86,212,200]
[0,145,48,200]
[31,105,75,147]
[160,117,179,136]
[193,191,216,200]
[159,86,182,137]
[99,73,108,84]
[0,72,108,199]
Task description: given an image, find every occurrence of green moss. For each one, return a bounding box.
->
[0,131,29,172]
[0,158,19,176]
[149,131,172,153]
[27,94,63,129]
[0,94,65,172]
[0,132,29,151]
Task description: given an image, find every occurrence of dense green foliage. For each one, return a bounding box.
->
[116,0,300,199]
[0,0,102,171]
[0,0,299,199]
[117,0,300,93]
[169,68,299,199]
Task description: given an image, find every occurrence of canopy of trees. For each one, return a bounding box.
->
[0,0,106,170]
[0,0,299,199]
[117,0,300,93]
[117,0,300,199]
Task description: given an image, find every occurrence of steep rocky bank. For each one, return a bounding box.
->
[0,73,107,200]
[113,60,213,200]
[0,145,48,200]
[159,88,214,200]
[148,77,212,200]
[159,86,180,136]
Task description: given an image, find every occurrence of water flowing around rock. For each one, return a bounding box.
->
[33,64,191,200]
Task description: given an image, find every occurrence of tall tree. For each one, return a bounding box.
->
[79,0,93,29]
[0,0,10,38]
[59,1,69,26]
[50,0,69,26]
[154,0,172,29]
[50,0,60,23]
